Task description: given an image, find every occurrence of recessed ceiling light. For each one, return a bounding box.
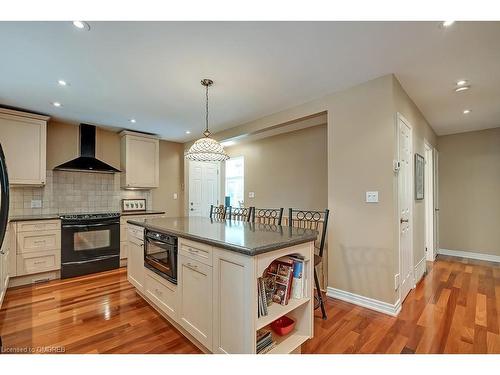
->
[52,102,62,107]
[72,21,90,31]
[442,21,455,28]
[463,109,471,114]
[456,80,467,86]
[58,80,68,86]
[129,119,136,123]
[185,131,191,134]
[455,85,470,92]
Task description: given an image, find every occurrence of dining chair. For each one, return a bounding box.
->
[227,206,253,222]
[251,207,284,226]
[288,208,330,320]
[209,205,228,220]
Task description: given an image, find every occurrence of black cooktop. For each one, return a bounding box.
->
[59,212,121,221]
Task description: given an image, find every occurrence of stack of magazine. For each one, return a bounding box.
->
[257,254,306,318]
[256,329,276,354]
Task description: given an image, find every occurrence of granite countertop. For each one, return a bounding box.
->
[9,214,61,222]
[8,210,165,222]
[127,216,318,256]
[120,210,165,216]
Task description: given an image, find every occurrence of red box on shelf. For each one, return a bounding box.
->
[270,315,295,336]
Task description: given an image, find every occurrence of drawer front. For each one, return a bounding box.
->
[16,220,60,232]
[17,230,61,254]
[179,239,212,266]
[127,225,144,242]
[17,250,61,276]
[145,270,177,319]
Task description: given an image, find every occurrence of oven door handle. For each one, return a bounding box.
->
[62,255,119,265]
[62,222,118,229]
[146,238,175,249]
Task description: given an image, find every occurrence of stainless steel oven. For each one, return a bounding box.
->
[144,230,178,284]
[60,213,120,278]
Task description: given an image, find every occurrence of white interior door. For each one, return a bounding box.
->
[424,144,435,261]
[188,161,220,217]
[433,149,440,254]
[398,115,413,303]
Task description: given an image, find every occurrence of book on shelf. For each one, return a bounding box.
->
[256,328,275,354]
[257,277,269,318]
[289,254,305,299]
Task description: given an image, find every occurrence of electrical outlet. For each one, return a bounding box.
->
[394,274,400,290]
[366,191,379,203]
[31,199,42,208]
[248,192,255,199]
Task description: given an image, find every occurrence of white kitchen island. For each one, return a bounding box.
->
[126,217,317,354]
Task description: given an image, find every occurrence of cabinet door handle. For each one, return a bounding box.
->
[187,247,199,254]
[185,262,198,270]
[34,260,46,265]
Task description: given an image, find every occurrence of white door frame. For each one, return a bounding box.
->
[433,149,440,255]
[424,141,435,261]
[396,113,414,303]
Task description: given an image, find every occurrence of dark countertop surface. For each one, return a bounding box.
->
[9,214,61,222]
[9,210,165,222]
[127,216,317,256]
[120,210,165,216]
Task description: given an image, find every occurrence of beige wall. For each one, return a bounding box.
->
[224,125,327,210]
[205,73,437,306]
[152,140,185,217]
[438,127,500,256]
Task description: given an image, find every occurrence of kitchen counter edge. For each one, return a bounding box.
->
[126,219,317,256]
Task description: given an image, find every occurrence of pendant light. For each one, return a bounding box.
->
[185,79,230,162]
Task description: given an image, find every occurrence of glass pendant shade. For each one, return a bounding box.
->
[185,78,230,162]
[185,136,229,162]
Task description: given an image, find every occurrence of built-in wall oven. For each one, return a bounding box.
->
[144,230,178,284]
[60,213,120,278]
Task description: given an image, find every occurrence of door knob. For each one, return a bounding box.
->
[400,218,409,223]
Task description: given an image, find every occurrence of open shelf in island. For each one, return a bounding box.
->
[256,297,310,330]
[254,243,314,354]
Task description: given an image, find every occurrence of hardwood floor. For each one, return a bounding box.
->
[1,255,499,354]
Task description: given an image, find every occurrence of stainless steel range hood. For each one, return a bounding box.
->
[53,124,120,173]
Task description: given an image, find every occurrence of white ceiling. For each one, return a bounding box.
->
[0,21,499,140]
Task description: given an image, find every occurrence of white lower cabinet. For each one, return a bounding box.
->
[127,226,145,292]
[145,269,177,319]
[178,254,213,350]
[212,248,254,354]
[0,226,11,308]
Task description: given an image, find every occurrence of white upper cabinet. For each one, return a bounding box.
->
[120,131,159,189]
[0,108,49,186]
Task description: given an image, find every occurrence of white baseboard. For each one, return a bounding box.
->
[438,248,500,263]
[326,287,401,317]
[414,257,426,285]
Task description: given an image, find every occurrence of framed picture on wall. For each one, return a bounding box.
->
[415,153,425,200]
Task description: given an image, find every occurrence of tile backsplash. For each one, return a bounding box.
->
[9,170,151,217]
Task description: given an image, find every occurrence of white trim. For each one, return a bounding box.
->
[414,257,426,285]
[326,287,401,317]
[438,249,500,263]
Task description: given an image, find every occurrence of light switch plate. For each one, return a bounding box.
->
[248,192,255,199]
[366,191,379,203]
[31,199,42,208]
[173,193,178,200]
